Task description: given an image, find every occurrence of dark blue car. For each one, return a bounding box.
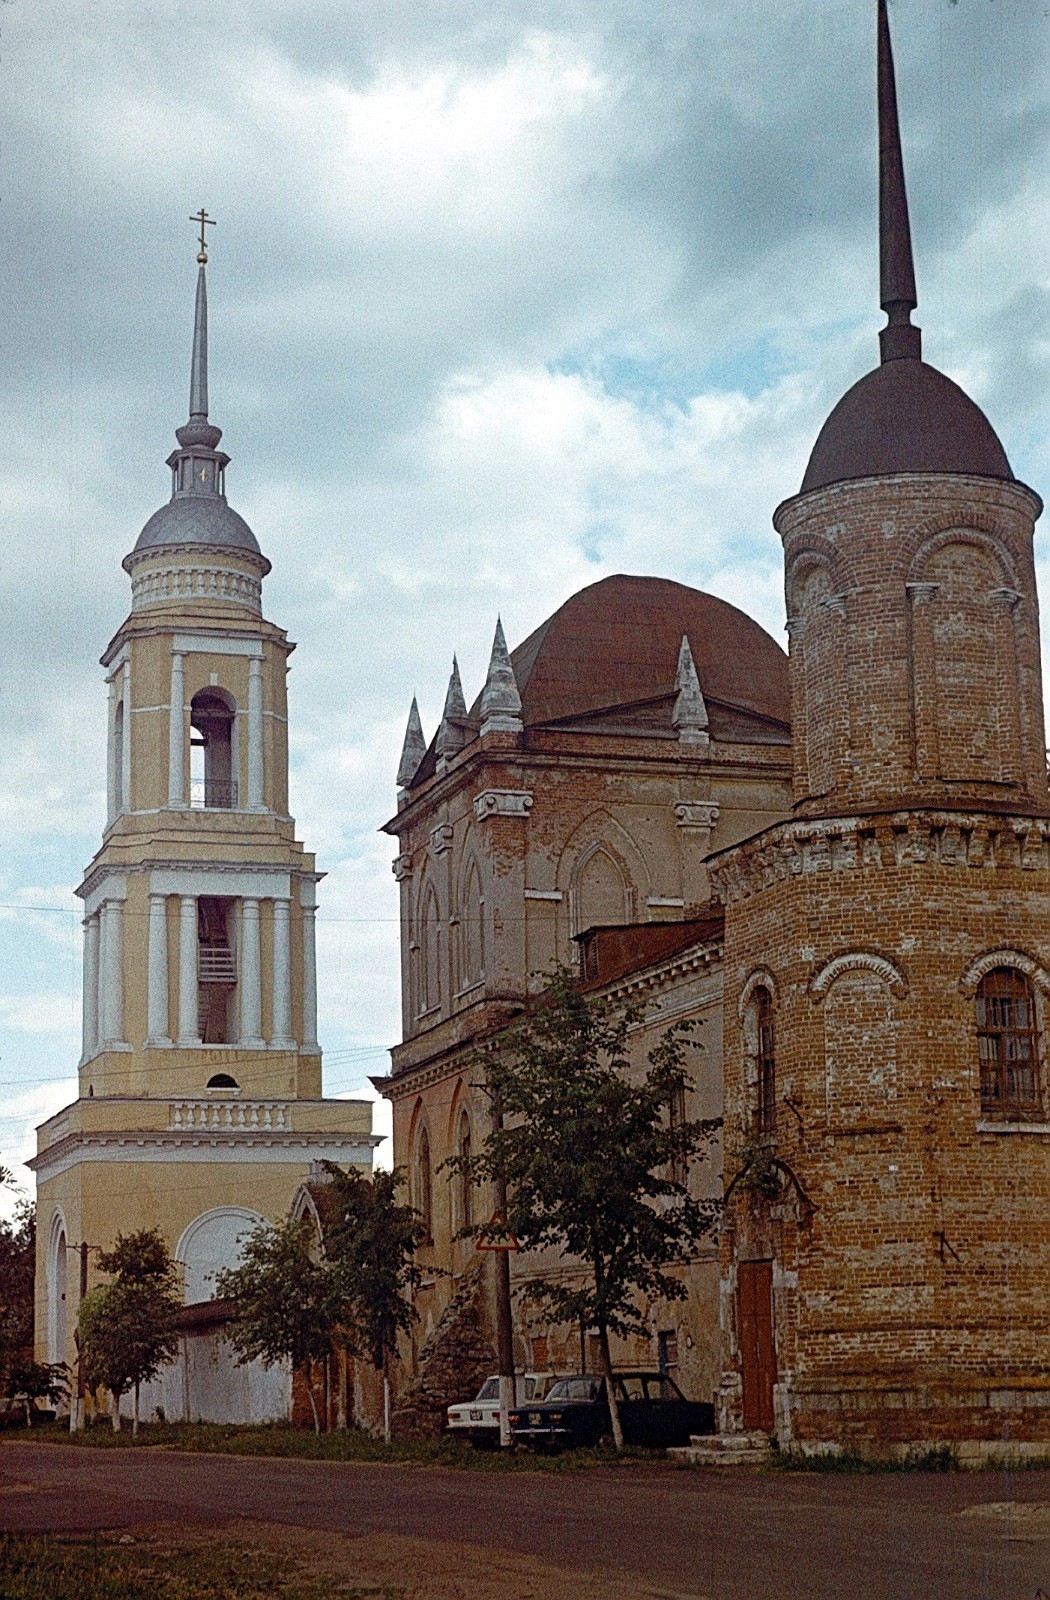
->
[509,1370,714,1451]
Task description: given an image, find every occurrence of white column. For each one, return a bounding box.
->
[98,900,125,1047]
[106,676,119,826]
[271,897,293,1047]
[301,902,318,1051]
[81,914,100,1062]
[247,656,265,812]
[168,650,186,808]
[146,893,172,1047]
[120,662,132,815]
[239,898,264,1046]
[177,895,200,1046]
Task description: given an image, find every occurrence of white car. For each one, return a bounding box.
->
[447,1373,560,1446]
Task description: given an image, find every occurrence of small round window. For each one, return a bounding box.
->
[206,1073,239,1091]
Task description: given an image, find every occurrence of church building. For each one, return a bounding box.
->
[31,228,376,1423]
[381,1,1049,1458]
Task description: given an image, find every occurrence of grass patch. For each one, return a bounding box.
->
[0,1530,403,1599]
[11,1419,663,1473]
[771,1444,959,1473]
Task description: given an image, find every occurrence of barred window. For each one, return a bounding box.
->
[755,988,776,1137]
[976,968,1040,1119]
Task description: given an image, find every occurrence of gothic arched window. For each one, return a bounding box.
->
[420,886,441,1015]
[755,988,776,1137]
[575,846,628,933]
[460,862,484,989]
[416,1126,433,1242]
[976,967,1040,1119]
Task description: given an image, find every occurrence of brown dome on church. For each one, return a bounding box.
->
[800,359,1013,495]
[509,574,789,729]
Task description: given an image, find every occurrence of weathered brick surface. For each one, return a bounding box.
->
[713,471,1050,1450]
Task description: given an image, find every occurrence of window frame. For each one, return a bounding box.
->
[976,966,1042,1121]
[754,986,776,1139]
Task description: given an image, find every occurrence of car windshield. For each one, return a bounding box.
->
[474,1377,499,1401]
[545,1376,602,1402]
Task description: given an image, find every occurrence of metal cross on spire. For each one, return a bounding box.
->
[190,208,216,265]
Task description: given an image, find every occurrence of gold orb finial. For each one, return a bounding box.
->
[190,207,216,264]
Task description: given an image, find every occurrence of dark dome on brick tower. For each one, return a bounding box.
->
[801,0,1012,495]
[774,0,1045,818]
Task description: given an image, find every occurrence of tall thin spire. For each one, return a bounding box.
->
[189,264,210,422]
[878,0,921,362]
[177,210,223,454]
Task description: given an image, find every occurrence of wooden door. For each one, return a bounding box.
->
[739,1259,776,1432]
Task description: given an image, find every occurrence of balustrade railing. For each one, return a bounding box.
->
[190,779,238,810]
[170,1100,291,1131]
[198,945,236,984]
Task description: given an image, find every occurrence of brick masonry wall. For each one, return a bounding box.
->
[709,469,1050,1450]
[715,811,1050,1447]
[776,474,1046,813]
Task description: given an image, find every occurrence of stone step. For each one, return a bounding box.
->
[668,1432,774,1468]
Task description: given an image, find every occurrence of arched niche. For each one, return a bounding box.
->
[47,1209,68,1366]
[176,1206,262,1305]
[811,953,907,1119]
[907,528,1022,786]
[458,857,485,991]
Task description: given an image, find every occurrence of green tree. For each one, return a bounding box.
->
[8,1358,68,1427]
[320,1164,424,1441]
[215,1217,338,1435]
[0,1199,36,1388]
[78,1229,180,1435]
[457,964,721,1450]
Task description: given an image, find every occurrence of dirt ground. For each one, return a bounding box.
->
[127,1520,701,1600]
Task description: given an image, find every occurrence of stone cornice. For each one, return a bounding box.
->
[78,857,316,903]
[383,742,791,838]
[710,809,1050,905]
[594,939,724,1005]
[28,1127,380,1179]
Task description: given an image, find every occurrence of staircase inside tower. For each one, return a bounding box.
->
[197,896,236,1045]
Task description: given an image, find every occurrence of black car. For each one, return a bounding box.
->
[509,1370,714,1451]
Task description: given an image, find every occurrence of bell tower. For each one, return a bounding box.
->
[33,226,375,1413]
[711,3,1050,1458]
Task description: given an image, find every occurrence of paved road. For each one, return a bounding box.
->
[0,1442,1046,1599]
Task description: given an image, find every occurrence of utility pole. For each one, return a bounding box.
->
[491,1089,516,1449]
[70,1241,89,1433]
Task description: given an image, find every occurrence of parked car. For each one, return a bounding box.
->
[447,1372,561,1446]
[509,1370,714,1451]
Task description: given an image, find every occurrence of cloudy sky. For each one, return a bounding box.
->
[1,0,1048,1200]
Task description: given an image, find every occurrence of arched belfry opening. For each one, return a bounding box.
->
[190,688,236,809]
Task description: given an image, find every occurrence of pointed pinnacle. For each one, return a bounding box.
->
[437,657,469,764]
[443,656,468,720]
[397,697,427,789]
[176,262,223,451]
[878,0,921,362]
[480,617,523,732]
[673,635,709,743]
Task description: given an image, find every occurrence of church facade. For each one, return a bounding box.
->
[381,2,1049,1457]
[31,242,375,1423]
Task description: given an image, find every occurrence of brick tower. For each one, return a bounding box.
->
[710,2,1050,1457]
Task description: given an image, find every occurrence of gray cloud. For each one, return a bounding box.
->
[2,0,1049,1190]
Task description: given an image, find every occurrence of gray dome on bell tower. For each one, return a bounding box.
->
[124,226,269,579]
